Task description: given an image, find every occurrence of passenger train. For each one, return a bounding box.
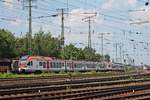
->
[12,55,124,73]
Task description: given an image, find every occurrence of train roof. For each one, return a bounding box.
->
[27,56,52,61]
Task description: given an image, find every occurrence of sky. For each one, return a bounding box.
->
[0,0,150,65]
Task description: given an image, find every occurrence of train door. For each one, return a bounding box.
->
[66,61,69,71]
[26,60,33,72]
[51,61,57,71]
[47,61,49,70]
[71,61,74,71]
[43,62,46,70]
[61,61,65,71]
[39,61,44,70]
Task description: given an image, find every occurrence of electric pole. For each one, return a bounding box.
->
[82,14,96,48]
[114,43,119,63]
[99,33,104,58]
[61,8,65,46]
[56,8,68,60]
[20,0,37,55]
[98,33,110,62]
[28,0,32,56]
[57,8,66,47]
[119,43,122,63]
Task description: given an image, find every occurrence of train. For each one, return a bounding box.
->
[11,55,124,73]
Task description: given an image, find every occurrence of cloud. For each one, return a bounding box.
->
[3,0,13,8]
[101,0,114,10]
[64,8,104,34]
[66,9,97,29]
[101,0,137,10]
[129,6,150,26]
[10,18,22,26]
[128,0,137,6]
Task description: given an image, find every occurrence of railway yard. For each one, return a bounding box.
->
[1,0,150,99]
[0,71,150,100]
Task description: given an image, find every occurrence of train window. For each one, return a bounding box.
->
[78,63,82,68]
[61,62,64,66]
[74,63,76,68]
[72,62,74,68]
[53,62,55,68]
[68,63,71,67]
[59,62,61,68]
[51,62,53,68]
[50,62,52,68]
[27,62,30,66]
[39,62,42,66]
[27,61,33,66]
[57,62,60,68]
[56,62,59,68]
[43,62,46,68]
[58,62,60,68]
[47,62,49,68]
[54,62,56,68]
[30,61,33,66]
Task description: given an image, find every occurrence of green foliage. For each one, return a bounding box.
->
[0,71,115,78]
[90,70,97,75]
[33,31,61,57]
[0,29,16,58]
[59,70,66,74]
[104,54,110,62]
[0,29,111,62]
[60,44,85,60]
[83,47,96,61]
[72,71,82,76]
[60,46,110,62]
[124,65,135,72]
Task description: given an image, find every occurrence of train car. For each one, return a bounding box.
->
[18,55,124,73]
[19,55,52,73]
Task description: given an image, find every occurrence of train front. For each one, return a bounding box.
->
[18,55,28,73]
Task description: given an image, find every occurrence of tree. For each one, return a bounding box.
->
[0,29,16,58]
[83,47,96,61]
[94,53,103,62]
[104,54,110,62]
[0,28,112,62]
[15,37,27,57]
[60,44,85,60]
[33,31,61,57]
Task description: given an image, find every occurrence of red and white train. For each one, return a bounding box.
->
[12,55,124,73]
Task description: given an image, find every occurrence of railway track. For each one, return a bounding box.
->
[0,80,150,100]
[0,78,150,96]
[0,72,150,90]
[0,72,150,100]
[0,70,146,82]
[104,89,150,100]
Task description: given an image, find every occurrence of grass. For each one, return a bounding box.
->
[0,71,118,79]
